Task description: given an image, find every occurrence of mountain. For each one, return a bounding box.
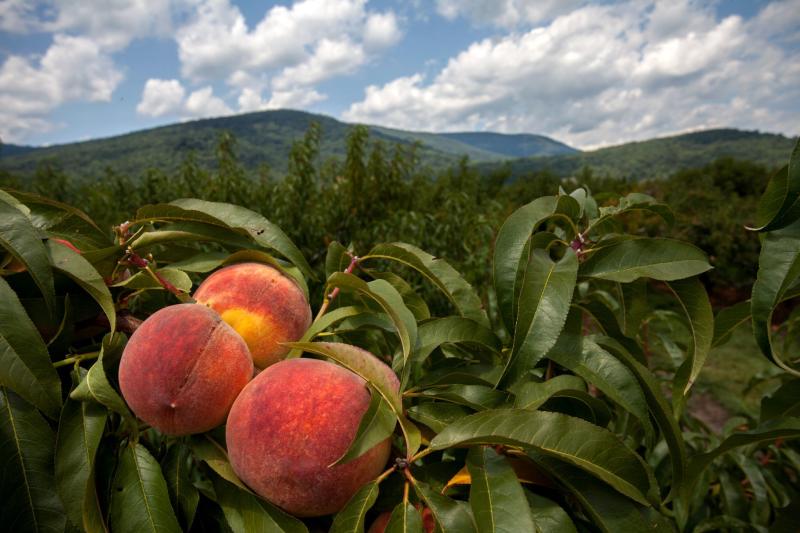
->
[0,109,574,181]
[482,128,796,180]
[440,132,577,158]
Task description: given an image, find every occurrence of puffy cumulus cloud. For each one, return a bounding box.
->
[136,79,232,119]
[137,79,187,117]
[435,0,585,27]
[264,87,326,109]
[0,35,123,142]
[175,0,402,112]
[346,0,800,149]
[363,11,403,50]
[185,86,232,117]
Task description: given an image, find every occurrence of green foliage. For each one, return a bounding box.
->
[0,132,799,533]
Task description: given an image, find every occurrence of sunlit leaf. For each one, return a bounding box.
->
[580,238,711,282]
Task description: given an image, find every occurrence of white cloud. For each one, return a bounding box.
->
[265,88,326,109]
[346,1,800,149]
[0,0,40,33]
[137,79,187,117]
[185,86,232,117]
[435,0,584,27]
[0,35,123,142]
[135,79,232,118]
[363,11,402,50]
[273,38,365,90]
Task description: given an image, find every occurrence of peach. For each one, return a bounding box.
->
[193,262,312,369]
[226,357,394,517]
[118,304,253,436]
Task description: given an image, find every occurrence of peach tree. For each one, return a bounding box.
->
[1,139,799,532]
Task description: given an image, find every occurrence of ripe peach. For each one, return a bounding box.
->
[193,262,312,369]
[226,357,394,517]
[118,304,253,436]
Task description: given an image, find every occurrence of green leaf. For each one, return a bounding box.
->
[493,196,559,332]
[55,371,108,530]
[213,475,307,533]
[760,378,800,422]
[288,341,421,457]
[712,300,751,347]
[286,306,364,358]
[71,333,135,424]
[531,454,672,533]
[580,238,711,282]
[385,502,424,533]
[109,442,182,533]
[188,434,249,491]
[684,418,800,497]
[332,385,397,466]
[129,222,257,251]
[167,199,314,279]
[6,190,112,251]
[418,385,509,411]
[512,375,586,410]
[407,403,471,433]
[111,268,192,294]
[466,447,536,533]
[0,276,62,419]
[325,241,350,278]
[47,239,116,331]
[617,281,648,338]
[523,491,577,533]
[544,311,653,441]
[592,192,674,229]
[751,219,800,376]
[161,251,228,272]
[666,278,713,407]
[0,195,56,315]
[330,480,379,533]
[501,249,578,386]
[325,273,418,380]
[0,386,66,533]
[367,270,430,321]
[413,317,501,369]
[363,242,488,327]
[752,138,800,231]
[414,480,477,533]
[430,409,656,506]
[162,444,199,530]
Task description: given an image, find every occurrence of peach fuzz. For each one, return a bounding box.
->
[193,262,312,369]
[118,303,253,436]
[226,358,394,517]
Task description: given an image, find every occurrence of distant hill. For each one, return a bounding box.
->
[481,128,796,180]
[0,109,574,181]
[440,132,577,158]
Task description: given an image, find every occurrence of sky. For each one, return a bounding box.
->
[0,0,798,150]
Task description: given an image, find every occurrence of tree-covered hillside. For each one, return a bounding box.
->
[483,128,796,180]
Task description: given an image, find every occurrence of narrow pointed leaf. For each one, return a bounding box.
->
[466,447,536,533]
[413,317,500,369]
[430,409,655,506]
[71,333,134,423]
[364,242,487,327]
[512,375,586,410]
[414,480,477,533]
[385,502,424,533]
[162,444,199,531]
[531,454,672,533]
[760,378,800,422]
[0,196,56,314]
[493,196,559,331]
[168,199,313,278]
[55,371,108,530]
[47,239,116,331]
[368,270,431,321]
[524,491,577,533]
[666,278,713,404]
[752,138,800,231]
[0,275,62,419]
[188,434,249,491]
[580,238,711,282]
[0,386,65,533]
[751,218,800,376]
[213,476,307,533]
[407,403,471,433]
[108,443,182,533]
[502,249,577,386]
[330,480,379,533]
[112,268,192,294]
[712,300,751,347]
[418,385,510,411]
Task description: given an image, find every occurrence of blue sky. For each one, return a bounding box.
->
[1,0,798,149]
